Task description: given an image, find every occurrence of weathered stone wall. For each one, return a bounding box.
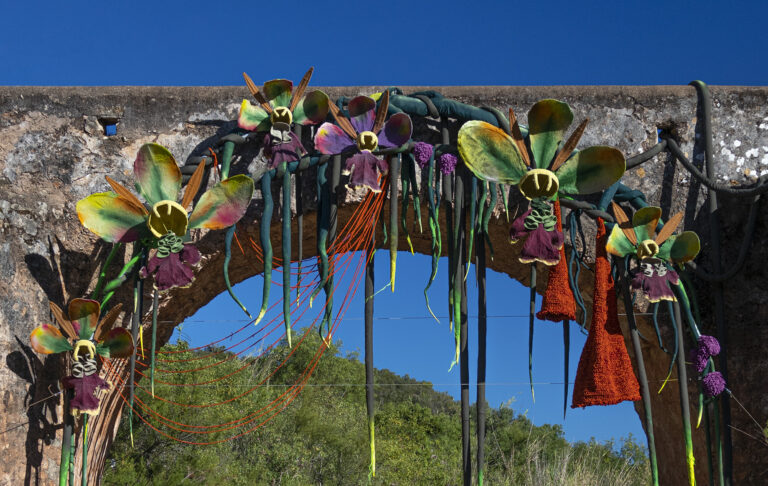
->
[1,86,766,485]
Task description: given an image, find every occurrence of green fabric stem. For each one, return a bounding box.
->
[81,414,88,486]
[310,163,330,308]
[128,247,146,450]
[69,421,75,486]
[465,175,478,281]
[220,140,235,179]
[59,393,73,486]
[672,300,696,486]
[528,264,536,402]
[91,242,122,301]
[100,252,142,310]
[223,225,251,317]
[255,171,274,325]
[407,152,422,234]
[389,155,399,292]
[659,301,679,393]
[400,154,413,254]
[449,170,463,371]
[502,185,510,222]
[150,287,158,398]
[483,182,496,259]
[424,153,440,323]
[282,164,293,347]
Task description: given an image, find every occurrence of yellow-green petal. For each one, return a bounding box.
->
[188,175,254,230]
[69,298,100,339]
[659,231,700,263]
[263,79,293,108]
[606,223,636,257]
[292,90,330,125]
[457,121,527,184]
[238,99,271,131]
[96,328,134,359]
[30,324,72,354]
[528,99,573,169]
[134,143,181,205]
[632,207,662,242]
[76,192,148,243]
[555,146,625,195]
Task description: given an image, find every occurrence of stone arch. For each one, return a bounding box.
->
[2,86,767,485]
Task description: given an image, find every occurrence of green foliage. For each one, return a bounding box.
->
[104,332,649,485]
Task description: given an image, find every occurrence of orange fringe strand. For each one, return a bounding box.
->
[572,218,641,407]
[536,200,576,322]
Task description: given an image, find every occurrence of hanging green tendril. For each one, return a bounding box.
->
[482,182,496,260]
[407,152,422,234]
[400,154,414,254]
[281,163,293,347]
[223,225,251,318]
[310,163,330,308]
[255,171,274,325]
[424,152,441,323]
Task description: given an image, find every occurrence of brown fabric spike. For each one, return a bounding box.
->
[572,218,641,407]
[536,200,576,322]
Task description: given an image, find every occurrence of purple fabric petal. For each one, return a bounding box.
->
[377,113,413,148]
[630,268,677,302]
[375,156,389,175]
[348,96,376,134]
[413,142,433,168]
[181,244,201,265]
[438,153,457,175]
[144,252,197,291]
[509,209,532,243]
[702,371,726,397]
[62,373,109,415]
[519,224,563,265]
[263,130,306,168]
[344,152,383,192]
[315,122,356,155]
[698,335,721,357]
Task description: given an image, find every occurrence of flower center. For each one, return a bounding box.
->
[156,232,185,258]
[523,198,557,231]
[637,239,660,259]
[356,131,378,152]
[518,169,559,200]
[270,106,293,125]
[147,200,188,238]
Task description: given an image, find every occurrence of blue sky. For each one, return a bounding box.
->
[5,0,766,446]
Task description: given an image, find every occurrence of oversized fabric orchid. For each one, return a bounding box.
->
[30,299,133,360]
[606,203,700,302]
[238,67,330,167]
[458,99,625,265]
[31,299,134,417]
[315,91,413,192]
[76,143,254,290]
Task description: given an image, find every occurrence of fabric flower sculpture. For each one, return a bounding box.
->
[606,203,700,302]
[315,91,413,192]
[458,99,626,265]
[238,67,330,167]
[76,143,254,290]
[30,299,134,415]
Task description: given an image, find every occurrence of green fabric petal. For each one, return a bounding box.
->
[457,120,528,184]
[188,175,254,230]
[76,192,148,243]
[292,90,330,125]
[528,99,573,169]
[96,328,134,359]
[632,207,662,242]
[659,231,700,263]
[555,146,625,195]
[133,143,182,205]
[69,299,100,339]
[606,223,636,257]
[263,79,293,108]
[238,99,271,131]
[30,324,73,354]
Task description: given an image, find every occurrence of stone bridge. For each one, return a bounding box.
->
[1,85,766,484]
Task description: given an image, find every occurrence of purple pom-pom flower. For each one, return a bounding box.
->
[437,153,457,175]
[697,335,721,358]
[412,142,433,169]
[691,348,709,373]
[702,371,726,397]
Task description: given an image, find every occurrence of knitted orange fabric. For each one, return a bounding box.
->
[536,200,577,322]
[572,218,641,408]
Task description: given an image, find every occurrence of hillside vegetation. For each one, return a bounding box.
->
[104,331,649,485]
